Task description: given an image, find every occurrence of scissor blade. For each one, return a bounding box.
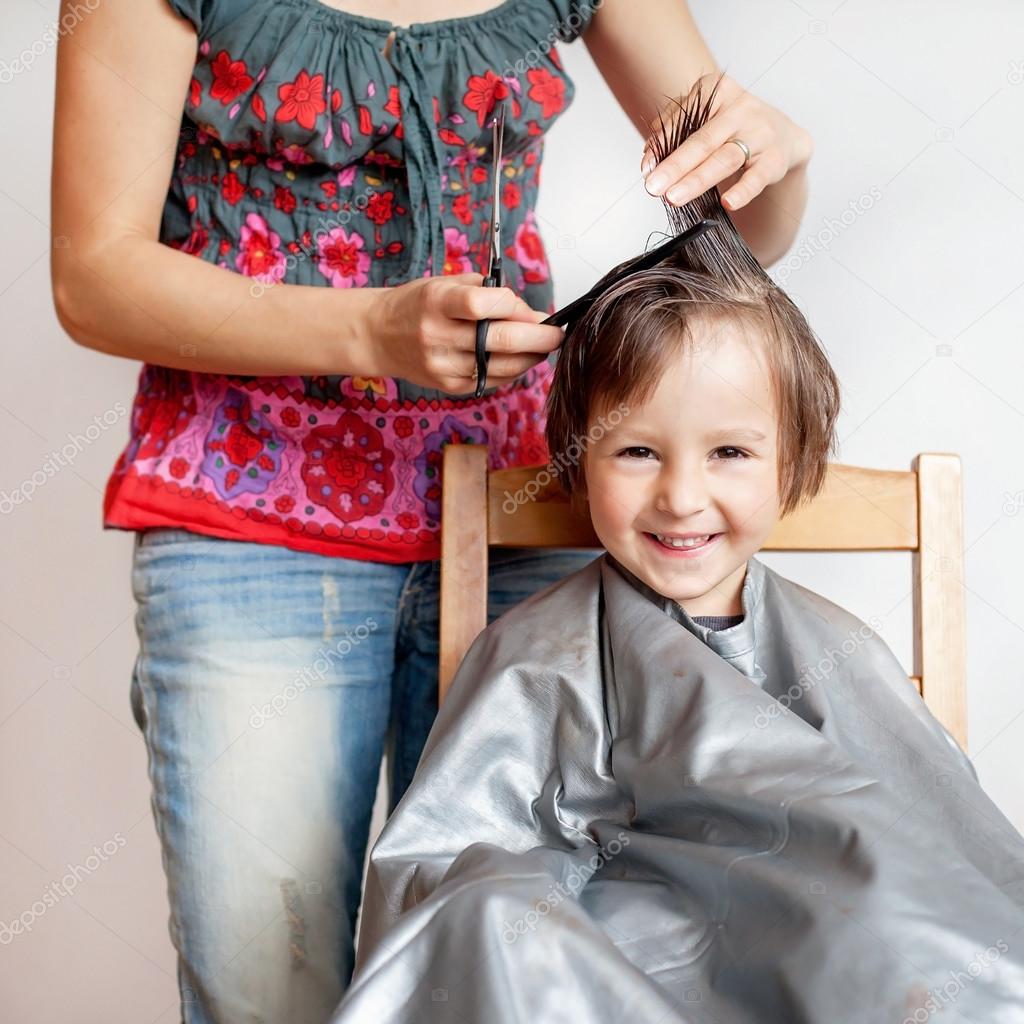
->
[486,103,505,279]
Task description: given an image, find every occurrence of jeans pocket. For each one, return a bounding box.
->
[131,529,201,604]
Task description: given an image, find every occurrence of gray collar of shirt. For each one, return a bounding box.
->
[603,553,767,684]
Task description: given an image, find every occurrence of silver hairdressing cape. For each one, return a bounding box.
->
[330,554,1024,1023]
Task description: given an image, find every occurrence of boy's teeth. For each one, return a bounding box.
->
[656,533,711,548]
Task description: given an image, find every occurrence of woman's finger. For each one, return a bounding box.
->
[642,78,753,194]
[477,317,565,355]
[660,138,748,206]
[434,351,546,393]
[441,281,537,323]
[425,318,563,381]
[719,161,776,211]
[461,351,546,380]
[644,105,756,198]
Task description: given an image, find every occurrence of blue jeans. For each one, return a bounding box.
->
[129,527,600,1024]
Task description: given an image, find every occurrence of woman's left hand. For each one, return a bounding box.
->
[640,72,813,212]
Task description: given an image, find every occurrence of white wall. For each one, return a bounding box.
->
[1,1,1022,1020]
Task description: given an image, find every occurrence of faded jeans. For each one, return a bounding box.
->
[128,526,600,1024]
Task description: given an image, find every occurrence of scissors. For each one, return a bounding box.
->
[473,101,506,399]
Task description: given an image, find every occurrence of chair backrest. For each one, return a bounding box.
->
[439,446,966,749]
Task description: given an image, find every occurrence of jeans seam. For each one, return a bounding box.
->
[394,560,435,646]
[131,598,195,1015]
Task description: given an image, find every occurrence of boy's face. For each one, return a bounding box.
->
[582,322,780,617]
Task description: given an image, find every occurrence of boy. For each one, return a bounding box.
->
[329,88,1024,1024]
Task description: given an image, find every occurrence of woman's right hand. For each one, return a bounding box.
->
[366,273,566,393]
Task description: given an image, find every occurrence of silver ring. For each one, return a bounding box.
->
[726,137,751,167]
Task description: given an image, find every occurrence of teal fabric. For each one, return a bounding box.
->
[103,0,600,560]
[162,0,595,305]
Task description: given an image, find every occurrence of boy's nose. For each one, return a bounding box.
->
[653,467,710,520]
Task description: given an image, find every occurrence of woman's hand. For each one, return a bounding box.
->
[367,273,565,393]
[640,72,813,213]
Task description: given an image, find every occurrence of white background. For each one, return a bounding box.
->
[2,1,1023,1020]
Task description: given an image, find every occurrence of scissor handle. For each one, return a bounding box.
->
[473,267,500,399]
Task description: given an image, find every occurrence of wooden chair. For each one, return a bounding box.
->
[439,446,967,749]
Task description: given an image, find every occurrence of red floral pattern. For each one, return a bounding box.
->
[301,413,395,522]
[209,50,253,105]
[275,69,326,130]
[463,70,510,127]
[527,68,567,119]
[104,0,592,561]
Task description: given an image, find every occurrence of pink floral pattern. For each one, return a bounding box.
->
[317,227,371,287]
[103,0,593,562]
[301,412,395,521]
[235,212,286,283]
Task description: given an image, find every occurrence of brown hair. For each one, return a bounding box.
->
[545,74,840,519]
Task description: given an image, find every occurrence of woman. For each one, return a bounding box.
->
[50,0,812,1019]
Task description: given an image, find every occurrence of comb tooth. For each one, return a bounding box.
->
[541,220,717,327]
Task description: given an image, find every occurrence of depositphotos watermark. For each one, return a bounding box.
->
[0,832,128,944]
[248,187,380,298]
[0,402,129,515]
[501,401,630,515]
[771,186,882,285]
[501,830,631,944]
[1001,490,1024,516]
[501,0,605,76]
[0,0,101,85]
[753,617,882,728]
[248,617,379,727]
[901,940,1009,1023]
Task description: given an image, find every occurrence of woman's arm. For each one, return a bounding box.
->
[581,0,811,267]
[50,0,384,376]
[50,0,562,388]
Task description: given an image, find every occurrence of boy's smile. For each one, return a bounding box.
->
[582,321,781,618]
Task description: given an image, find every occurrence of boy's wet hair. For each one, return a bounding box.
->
[545,72,840,519]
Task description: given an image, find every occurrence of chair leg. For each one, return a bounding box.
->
[439,444,490,704]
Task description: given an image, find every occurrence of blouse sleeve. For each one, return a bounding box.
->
[547,0,598,44]
[165,0,206,33]
[164,0,248,38]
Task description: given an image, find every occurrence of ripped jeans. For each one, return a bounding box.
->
[129,527,600,1024]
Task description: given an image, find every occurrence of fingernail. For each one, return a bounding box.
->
[641,155,655,177]
[645,172,667,195]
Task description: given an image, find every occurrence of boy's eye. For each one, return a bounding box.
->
[616,446,749,460]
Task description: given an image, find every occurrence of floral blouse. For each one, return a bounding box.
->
[102,0,595,562]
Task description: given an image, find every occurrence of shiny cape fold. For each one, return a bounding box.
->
[331,554,1024,1023]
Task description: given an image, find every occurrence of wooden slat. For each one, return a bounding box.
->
[914,454,967,748]
[442,452,964,747]
[488,465,600,547]
[488,462,918,551]
[765,464,918,550]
